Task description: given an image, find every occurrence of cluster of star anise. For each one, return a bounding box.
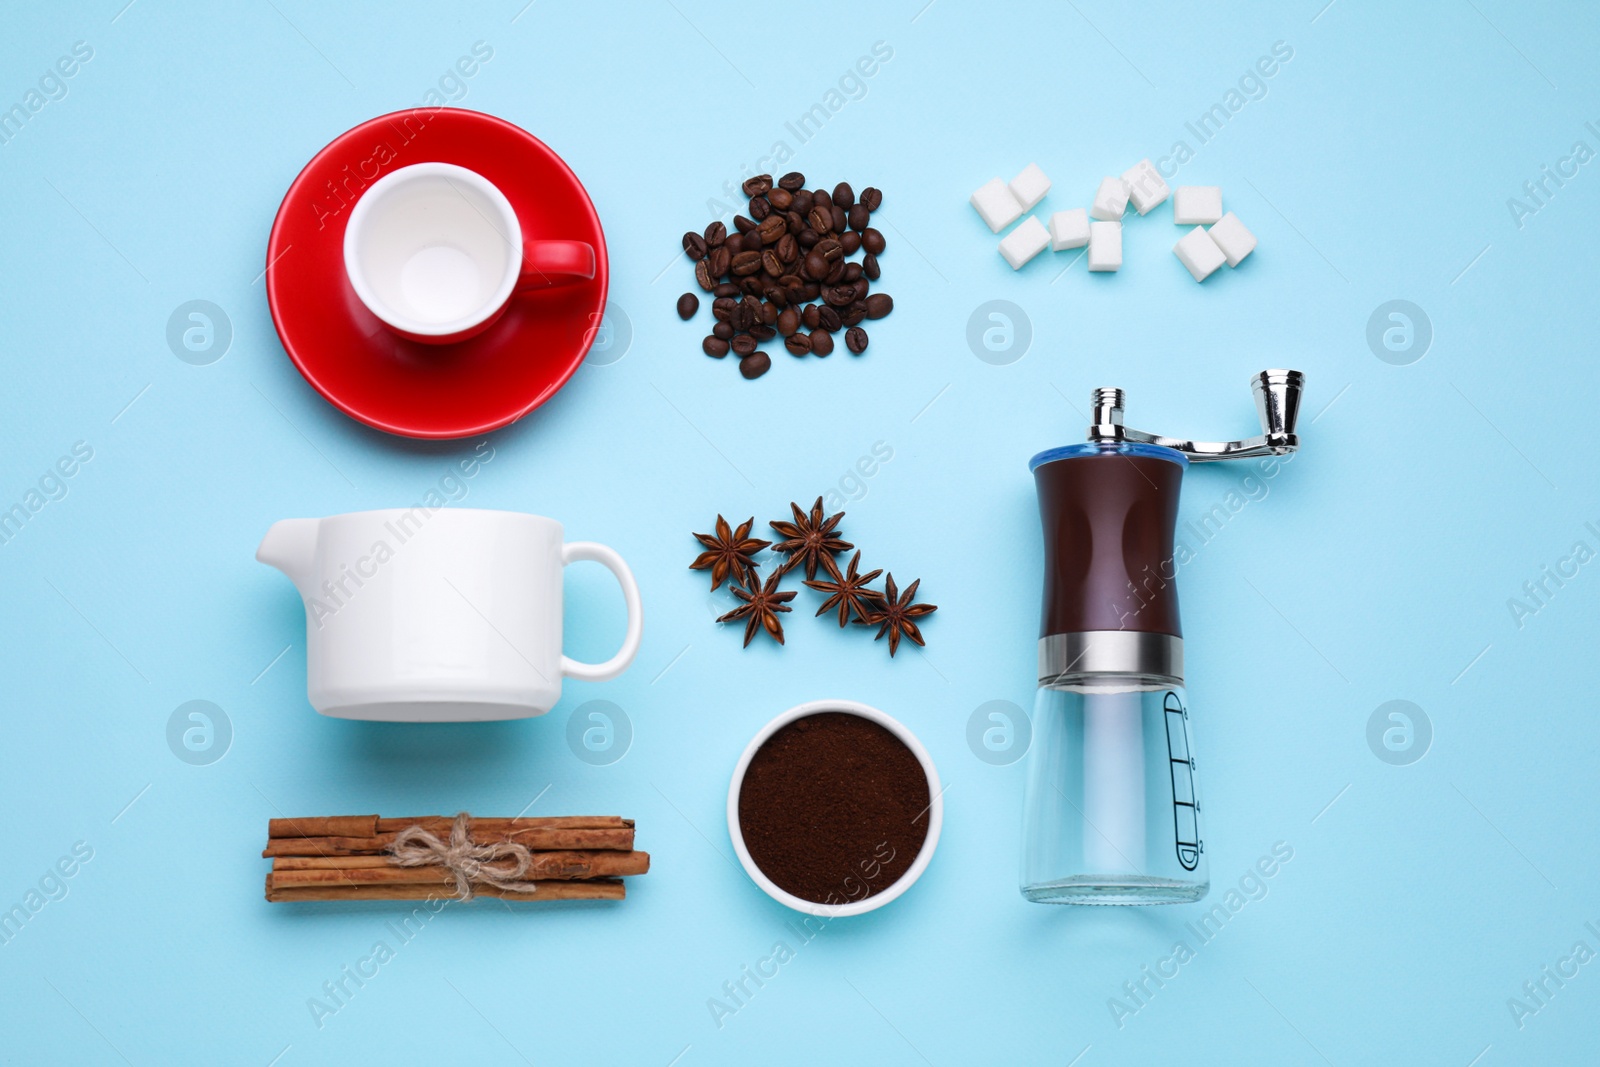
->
[690,498,936,656]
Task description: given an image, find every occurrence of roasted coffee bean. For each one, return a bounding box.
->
[776,234,799,264]
[785,282,807,304]
[823,284,855,307]
[785,210,805,234]
[842,263,862,283]
[840,231,861,255]
[742,226,763,250]
[765,286,787,308]
[704,220,727,247]
[776,306,801,336]
[703,335,730,357]
[809,329,834,356]
[860,187,882,211]
[712,320,734,341]
[807,207,832,233]
[842,304,868,327]
[732,303,754,331]
[749,196,771,221]
[801,304,820,330]
[712,296,737,321]
[710,246,732,278]
[750,323,776,340]
[862,253,880,280]
[798,229,819,249]
[739,351,771,379]
[695,259,715,291]
[832,182,854,209]
[784,332,813,356]
[815,237,844,261]
[677,293,700,319]
[740,276,764,296]
[817,305,842,332]
[684,232,708,259]
[802,251,829,280]
[831,205,846,233]
[753,301,773,327]
[714,281,740,298]
[778,171,806,192]
[802,282,821,302]
[723,233,745,256]
[864,293,894,319]
[861,227,886,255]
[742,174,773,197]
[792,190,813,215]
[761,250,782,277]
[824,260,846,284]
[812,189,833,211]
[758,214,787,243]
[731,251,762,276]
[731,334,758,357]
[768,188,793,211]
[733,214,756,234]
[845,326,868,353]
[848,204,870,231]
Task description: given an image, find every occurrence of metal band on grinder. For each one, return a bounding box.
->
[1038,632,1183,685]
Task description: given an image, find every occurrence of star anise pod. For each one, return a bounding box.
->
[690,515,770,591]
[804,550,885,627]
[769,496,852,581]
[717,570,797,647]
[858,573,936,657]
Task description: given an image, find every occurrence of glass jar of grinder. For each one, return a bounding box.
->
[1021,370,1305,904]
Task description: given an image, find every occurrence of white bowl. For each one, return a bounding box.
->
[726,699,943,917]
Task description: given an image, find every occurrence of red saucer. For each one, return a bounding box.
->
[265,108,609,439]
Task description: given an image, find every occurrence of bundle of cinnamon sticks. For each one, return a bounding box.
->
[262,814,647,903]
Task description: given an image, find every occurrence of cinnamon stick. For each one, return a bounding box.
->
[269,851,650,886]
[264,879,625,903]
[261,827,634,858]
[267,815,633,839]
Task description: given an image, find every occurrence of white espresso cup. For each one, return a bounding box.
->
[342,162,596,344]
[256,508,642,722]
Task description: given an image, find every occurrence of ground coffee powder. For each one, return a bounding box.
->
[737,712,930,905]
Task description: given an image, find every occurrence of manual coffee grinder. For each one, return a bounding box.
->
[1020,370,1304,904]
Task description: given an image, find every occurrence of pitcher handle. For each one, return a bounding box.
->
[559,542,643,682]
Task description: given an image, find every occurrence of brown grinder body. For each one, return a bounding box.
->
[1032,442,1187,643]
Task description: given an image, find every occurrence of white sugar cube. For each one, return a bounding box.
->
[1121,159,1170,215]
[1009,163,1052,212]
[971,178,1023,233]
[1090,176,1129,220]
[999,215,1051,270]
[1208,212,1257,266]
[1173,186,1222,225]
[1173,226,1226,282]
[1087,221,1122,271]
[1049,208,1089,250]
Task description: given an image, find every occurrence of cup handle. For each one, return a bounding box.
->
[559,541,643,682]
[515,239,597,293]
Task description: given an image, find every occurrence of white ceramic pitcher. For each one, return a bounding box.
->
[257,508,642,722]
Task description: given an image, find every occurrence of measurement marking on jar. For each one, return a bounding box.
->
[1165,691,1201,870]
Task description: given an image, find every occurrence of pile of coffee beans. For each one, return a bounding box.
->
[679,173,892,380]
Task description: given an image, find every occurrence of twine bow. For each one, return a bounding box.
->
[387,813,540,900]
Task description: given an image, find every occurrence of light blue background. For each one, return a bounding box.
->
[2,1,1596,1063]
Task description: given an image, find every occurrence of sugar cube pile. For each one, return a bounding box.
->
[969,160,1259,282]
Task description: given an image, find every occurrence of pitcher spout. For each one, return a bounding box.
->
[256,518,320,597]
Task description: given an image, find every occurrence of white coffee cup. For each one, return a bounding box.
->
[342,162,596,344]
[256,508,642,722]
